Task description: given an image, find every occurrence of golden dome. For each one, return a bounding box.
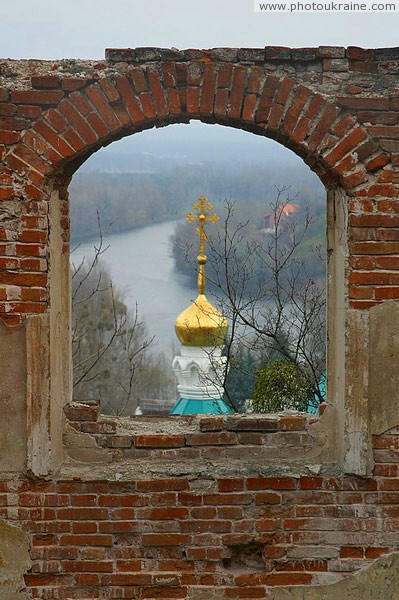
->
[175,294,228,347]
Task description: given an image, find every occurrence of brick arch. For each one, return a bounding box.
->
[4,62,381,194]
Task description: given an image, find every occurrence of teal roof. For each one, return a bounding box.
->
[170,397,232,415]
[307,371,326,414]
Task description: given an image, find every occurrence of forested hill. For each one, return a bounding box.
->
[69,161,325,242]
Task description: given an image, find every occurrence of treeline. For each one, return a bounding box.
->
[69,162,325,241]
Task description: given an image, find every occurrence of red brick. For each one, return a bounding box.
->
[242,94,257,122]
[324,127,367,167]
[86,112,109,138]
[0,116,29,131]
[167,88,181,115]
[218,479,245,492]
[98,78,120,103]
[3,300,47,314]
[256,75,280,122]
[375,287,399,300]
[365,547,389,558]
[142,533,190,546]
[342,169,368,189]
[307,104,340,151]
[134,434,185,448]
[203,493,252,505]
[248,477,298,490]
[130,67,148,92]
[102,573,152,586]
[161,62,177,88]
[280,416,306,431]
[340,546,364,558]
[148,67,169,117]
[59,99,98,144]
[217,63,233,88]
[33,120,75,158]
[349,286,374,300]
[347,47,374,60]
[185,432,237,446]
[0,271,46,286]
[139,92,156,119]
[0,314,23,326]
[85,85,120,131]
[291,116,311,144]
[200,63,217,115]
[12,144,52,175]
[365,153,390,172]
[247,66,264,94]
[137,479,188,492]
[98,494,143,506]
[21,287,46,302]
[281,86,311,136]
[61,559,113,573]
[369,183,399,197]
[275,78,295,104]
[12,90,64,105]
[268,103,285,130]
[227,66,247,120]
[60,534,113,546]
[63,127,85,152]
[140,507,189,520]
[31,76,60,89]
[299,476,324,490]
[187,87,200,116]
[62,77,89,91]
[57,507,108,520]
[337,96,389,110]
[0,104,16,116]
[0,187,16,200]
[255,492,281,505]
[20,229,47,243]
[199,416,224,432]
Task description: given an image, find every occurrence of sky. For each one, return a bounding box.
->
[1,0,396,169]
[1,0,398,61]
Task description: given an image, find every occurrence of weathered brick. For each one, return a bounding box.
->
[63,400,100,422]
[186,432,237,446]
[31,75,60,89]
[12,90,64,105]
[225,416,279,432]
[134,434,185,448]
[227,66,247,120]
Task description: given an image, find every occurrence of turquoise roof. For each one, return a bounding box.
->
[170,397,232,415]
[307,371,326,414]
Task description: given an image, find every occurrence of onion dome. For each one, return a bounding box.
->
[175,293,228,347]
[174,196,228,348]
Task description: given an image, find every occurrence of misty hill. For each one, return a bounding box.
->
[69,123,325,242]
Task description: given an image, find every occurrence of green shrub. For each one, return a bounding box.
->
[252,359,313,413]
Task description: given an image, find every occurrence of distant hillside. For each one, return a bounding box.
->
[69,161,325,242]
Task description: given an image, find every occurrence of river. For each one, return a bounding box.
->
[71,220,197,357]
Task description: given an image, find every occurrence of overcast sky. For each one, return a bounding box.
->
[1,0,397,61]
[1,0,396,170]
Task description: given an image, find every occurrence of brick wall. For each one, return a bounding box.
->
[0,426,398,598]
[1,46,399,597]
[0,46,399,320]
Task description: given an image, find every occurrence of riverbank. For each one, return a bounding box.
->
[71,220,195,356]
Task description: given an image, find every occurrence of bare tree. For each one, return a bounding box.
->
[71,214,175,416]
[174,187,326,411]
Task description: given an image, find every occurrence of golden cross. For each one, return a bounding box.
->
[186,196,218,295]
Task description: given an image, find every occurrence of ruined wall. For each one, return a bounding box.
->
[1,46,399,598]
[0,400,398,599]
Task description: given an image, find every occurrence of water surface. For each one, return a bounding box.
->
[71,220,196,356]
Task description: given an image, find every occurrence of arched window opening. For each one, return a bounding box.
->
[69,122,327,417]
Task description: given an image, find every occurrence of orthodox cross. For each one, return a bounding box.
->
[186,196,218,295]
